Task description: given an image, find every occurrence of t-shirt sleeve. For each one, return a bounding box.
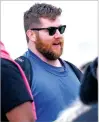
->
[1,59,33,114]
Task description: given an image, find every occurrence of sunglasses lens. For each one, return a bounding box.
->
[48,27,56,36]
[47,25,66,36]
[59,25,66,34]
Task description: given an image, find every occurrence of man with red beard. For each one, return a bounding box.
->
[20,3,82,122]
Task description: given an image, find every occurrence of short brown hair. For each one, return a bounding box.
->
[24,3,62,43]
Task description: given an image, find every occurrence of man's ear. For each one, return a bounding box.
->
[26,30,36,42]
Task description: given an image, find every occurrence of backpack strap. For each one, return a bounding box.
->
[15,56,32,87]
[65,61,83,82]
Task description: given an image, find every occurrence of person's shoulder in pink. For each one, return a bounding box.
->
[1,41,36,122]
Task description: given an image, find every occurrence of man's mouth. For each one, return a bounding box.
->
[52,42,62,50]
[53,42,61,45]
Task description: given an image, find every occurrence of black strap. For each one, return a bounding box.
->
[15,56,33,87]
[65,61,82,82]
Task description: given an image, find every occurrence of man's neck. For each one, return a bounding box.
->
[29,47,62,67]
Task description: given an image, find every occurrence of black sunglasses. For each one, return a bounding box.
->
[31,25,66,36]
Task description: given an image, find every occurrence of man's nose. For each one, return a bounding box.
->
[54,29,62,38]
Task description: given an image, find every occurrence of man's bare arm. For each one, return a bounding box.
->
[6,102,35,122]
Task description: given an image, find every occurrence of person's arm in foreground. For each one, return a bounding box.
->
[6,102,35,122]
[1,59,35,122]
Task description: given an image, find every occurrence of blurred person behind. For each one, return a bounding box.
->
[80,61,92,73]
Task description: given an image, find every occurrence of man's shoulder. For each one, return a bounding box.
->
[63,59,83,81]
[60,58,80,71]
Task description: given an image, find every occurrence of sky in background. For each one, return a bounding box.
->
[1,1,98,67]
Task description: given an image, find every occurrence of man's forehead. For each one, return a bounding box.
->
[39,17,62,27]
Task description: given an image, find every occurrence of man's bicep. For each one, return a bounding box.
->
[6,102,35,122]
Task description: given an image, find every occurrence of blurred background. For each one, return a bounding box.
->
[1,1,98,68]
